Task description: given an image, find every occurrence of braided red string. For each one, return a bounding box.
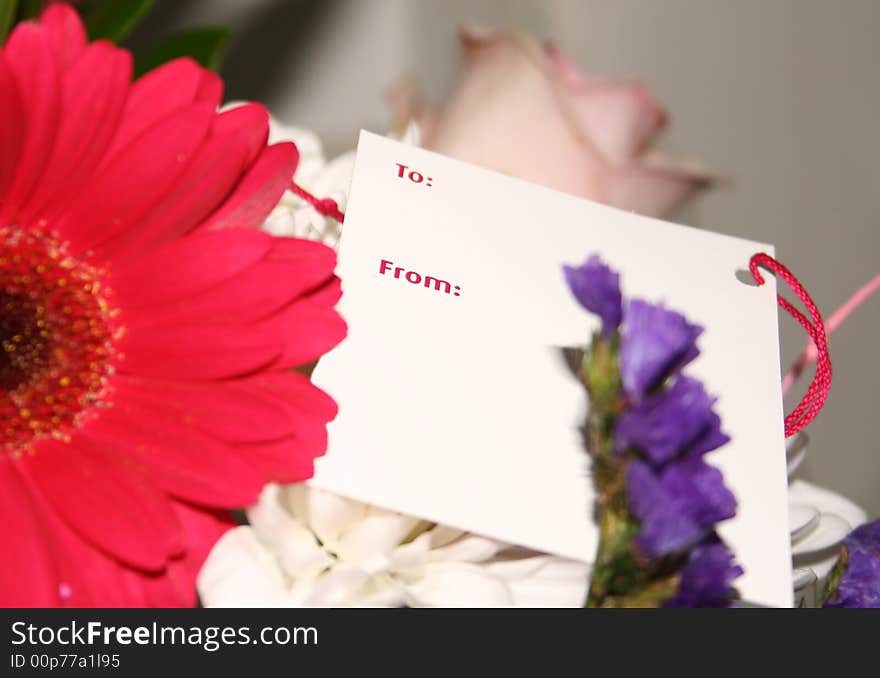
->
[289,180,346,223]
[749,253,832,437]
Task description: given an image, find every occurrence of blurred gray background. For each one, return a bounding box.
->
[132,0,879,516]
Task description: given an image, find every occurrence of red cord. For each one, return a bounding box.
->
[749,253,832,437]
[289,180,346,223]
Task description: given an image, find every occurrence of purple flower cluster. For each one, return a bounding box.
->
[564,254,741,607]
[614,376,729,467]
[824,519,880,608]
[664,538,744,608]
[563,255,622,337]
[618,374,736,559]
[620,300,702,401]
[627,457,736,558]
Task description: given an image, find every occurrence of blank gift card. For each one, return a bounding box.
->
[311,131,793,607]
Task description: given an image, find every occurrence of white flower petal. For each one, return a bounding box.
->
[245,484,293,545]
[292,207,340,247]
[300,565,374,607]
[261,206,296,237]
[247,485,340,580]
[405,562,514,607]
[389,531,433,575]
[308,150,357,200]
[283,484,368,550]
[351,573,408,607]
[334,511,424,563]
[506,576,587,608]
[267,121,326,185]
[429,533,508,563]
[197,527,287,607]
[485,555,589,607]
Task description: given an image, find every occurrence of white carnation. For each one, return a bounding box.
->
[261,118,422,247]
[198,484,589,607]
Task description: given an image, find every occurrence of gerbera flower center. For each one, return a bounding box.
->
[1,226,118,455]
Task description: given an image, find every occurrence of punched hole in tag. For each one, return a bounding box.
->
[735,268,759,287]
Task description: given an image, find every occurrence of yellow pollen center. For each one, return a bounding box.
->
[1,226,120,455]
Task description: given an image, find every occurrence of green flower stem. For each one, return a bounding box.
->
[586,468,680,607]
[582,332,679,608]
[586,462,634,606]
[820,545,847,606]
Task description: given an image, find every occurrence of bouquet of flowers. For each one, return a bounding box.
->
[1,3,877,608]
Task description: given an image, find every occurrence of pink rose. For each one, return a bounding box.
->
[389,27,711,218]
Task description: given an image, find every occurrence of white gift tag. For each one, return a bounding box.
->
[311,131,792,607]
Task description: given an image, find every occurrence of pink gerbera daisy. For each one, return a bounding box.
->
[1,5,346,606]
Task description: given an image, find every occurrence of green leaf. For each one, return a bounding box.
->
[0,0,18,45]
[134,26,231,78]
[85,0,154,43]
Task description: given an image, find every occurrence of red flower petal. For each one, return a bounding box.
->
[111,502,232,608]
[16,477,150,607]
[239,373,336,462]
[0,22,61,224]
[41,3,87,71]
[199,142,299,231]
[212,103,270,167]
[10,470,234,607]
[126,244,336,327]
[118,323,281,380]
[0,459,59,606]
[19,41,132,226]
[112,377,302,443]
[102,58,221,163]
[300,274,343,307]
[83,411,266,508]
[158,502,235,606]
[23,437,184,571]
[265,300,347,369]
[237,437,320,483]
[0,8,343,608]
[110,227,272,307]
[112,372,335,444]
[251,370,339,420]
[0,55,25,199]
[57,102,215,254]
[265,234,336,263]
[96,133,251,260]
[127,261,308,328]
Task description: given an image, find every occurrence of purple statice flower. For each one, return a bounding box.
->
[627,458,737,558]
[568,253,742,605]
[824,519,880,608]
[619,299,703,400]
[613,376,730,466]
[665,538,743,608]
[563,255,622,336]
